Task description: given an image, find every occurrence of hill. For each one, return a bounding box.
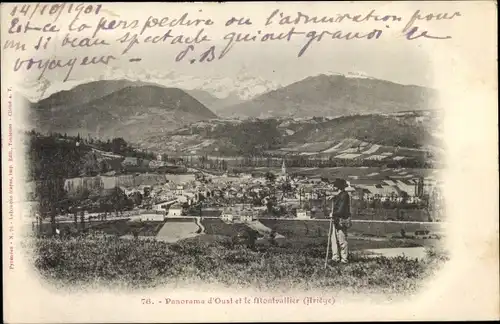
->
[31,82,218,141]
[140,111,443,164]
[25,131,162,181]
[218,74,439,118]
[30,79,162,110]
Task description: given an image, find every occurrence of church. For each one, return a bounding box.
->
[278,159,289,182]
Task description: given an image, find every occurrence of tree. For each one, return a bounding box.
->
[80,152,99,176]
[99,160,109,174]
[37,179,67,236]
[109,187,128,215]
[266,198,277,215]
[252,197,263,206]
[281,181,292,196]
[129,191,143,206]
[401,191,409,204]
[265,171,276,183]
[111,137,127,154]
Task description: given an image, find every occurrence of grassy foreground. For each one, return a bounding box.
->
[31,236,447,294]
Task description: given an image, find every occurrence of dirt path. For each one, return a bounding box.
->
[246,220,285,239]
[195,217,205,234]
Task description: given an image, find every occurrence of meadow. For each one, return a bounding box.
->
[31,236,448,294]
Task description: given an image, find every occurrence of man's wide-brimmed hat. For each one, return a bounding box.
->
[333,178,348,189]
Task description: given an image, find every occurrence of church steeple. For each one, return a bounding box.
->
[281,159,287,175]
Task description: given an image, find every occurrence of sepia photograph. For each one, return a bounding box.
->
[2,1,498,322]
[24,66,447,292]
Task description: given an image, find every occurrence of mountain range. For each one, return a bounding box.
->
[217,74,439,118]
[26,72,440,146]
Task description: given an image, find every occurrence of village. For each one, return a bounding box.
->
[27,153,444,226]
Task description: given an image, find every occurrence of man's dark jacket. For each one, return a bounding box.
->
[332,191,351,220]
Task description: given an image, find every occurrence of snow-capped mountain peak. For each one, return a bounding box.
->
[98,66,281,100]
[325,71,375,80]
[18,65,282,102]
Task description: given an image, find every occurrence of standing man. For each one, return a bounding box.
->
[329,178,352,264]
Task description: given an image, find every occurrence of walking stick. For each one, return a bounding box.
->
[324,199,334,269]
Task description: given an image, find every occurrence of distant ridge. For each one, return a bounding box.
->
[218,73,438,118]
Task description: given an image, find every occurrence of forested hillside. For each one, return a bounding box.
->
[26,131,157,181]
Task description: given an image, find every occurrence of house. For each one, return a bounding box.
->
[175,185,184,195]
[240,214,254,222]
[408,196,421,204]
[122,157,139,167]
[149,160,166,169]
[296,209,312,219]
[184,191,197,203]
[221,207,234,222]
[140,213,165,221]
[239,209,256,222]
[167,204,183,217]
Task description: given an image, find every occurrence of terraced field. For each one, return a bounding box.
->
[234,166,435,181]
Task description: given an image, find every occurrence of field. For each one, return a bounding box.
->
[172,217,442,252]
[156,220,200,243]
[36,216,443,249]
[201,218,259,237]
[91,219,166,237]
[258,219,441,238]
[237,166,436,181]
[36,219,166,237]
[31,236,448,294]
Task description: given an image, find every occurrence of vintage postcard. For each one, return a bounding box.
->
[2,1,498,322]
